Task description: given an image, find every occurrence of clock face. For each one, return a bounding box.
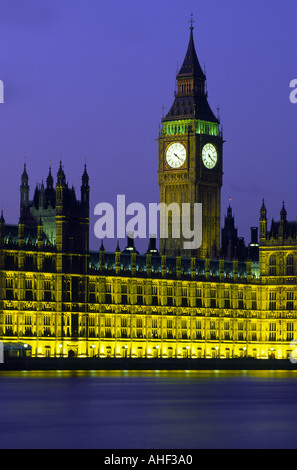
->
[166,143,186,169]
[202,143,218,169]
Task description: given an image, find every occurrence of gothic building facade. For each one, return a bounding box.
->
[0,24,296,361]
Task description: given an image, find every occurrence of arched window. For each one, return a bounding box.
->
[269,255,277,276]
[286,255,294,276]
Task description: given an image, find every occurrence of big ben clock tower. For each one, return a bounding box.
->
[158,16,223,258]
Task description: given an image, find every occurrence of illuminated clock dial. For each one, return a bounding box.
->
[202,143,218,169]
[166,143,186,169]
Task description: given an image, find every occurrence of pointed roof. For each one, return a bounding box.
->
[57,160,66,185]
[0,209,5,224]
[46,165,54,189]
[177,25,205,80]
[280,201,287,221]
[227,204,233,218]
[260,198,267,218]
[163,17,219,124]
[21,162,29,184]
[82,163,89,185]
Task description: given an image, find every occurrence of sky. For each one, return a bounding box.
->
[0,0,296,253]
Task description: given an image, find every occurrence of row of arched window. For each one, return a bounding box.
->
[269,254,295,276]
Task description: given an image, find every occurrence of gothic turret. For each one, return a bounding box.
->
[20,163,29,209]
[279,201,287,239]
[57,160,66,187]
[46,165,54,189]
[221,203,247,261]
[259,199,267,244]
[0,209,5,245]
[280,201,287,222]
[81,163,90,214]
[45,165,55,208]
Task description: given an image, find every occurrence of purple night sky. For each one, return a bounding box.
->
[0,0,296,253]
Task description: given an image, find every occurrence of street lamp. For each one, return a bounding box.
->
[124,344,128,358]
[156,344,159,358]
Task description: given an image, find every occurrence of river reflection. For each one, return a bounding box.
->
[0,369,297,449]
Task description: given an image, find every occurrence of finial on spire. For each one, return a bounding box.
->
[189,13,195,32]
[83,157,87,173]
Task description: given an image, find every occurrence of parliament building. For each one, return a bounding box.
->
[1,23,296,362]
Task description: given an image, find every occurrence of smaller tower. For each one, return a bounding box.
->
[279,201,287,239]
[221,204,238,260]
[20,163,29,209]
[56,161,66,252]
[0,209,5,246]
[45,165,55,208]
[81,163,90,213]
[80,163,90,255]
[259,199,267,244]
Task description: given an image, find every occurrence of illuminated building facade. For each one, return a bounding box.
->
[0,24,296,361]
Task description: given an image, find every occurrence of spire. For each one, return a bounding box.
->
[82,162,89,186]
[21,162,29,184]
[280,201,287,221]
[0,208,5,224]
[259,199,267,243]
[20,162,29,208]
[46,164,54,189]
[81,161,90,210]
[57,160,66,186]
[177,14,206,80]
[165,16,218,123]
[260,198,267,219]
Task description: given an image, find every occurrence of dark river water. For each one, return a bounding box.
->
[0,369,297,449]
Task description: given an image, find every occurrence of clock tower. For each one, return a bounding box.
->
[158,17,223,258]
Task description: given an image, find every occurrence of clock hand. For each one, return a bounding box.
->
[174,153,182,161]
[208,153,215,163]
